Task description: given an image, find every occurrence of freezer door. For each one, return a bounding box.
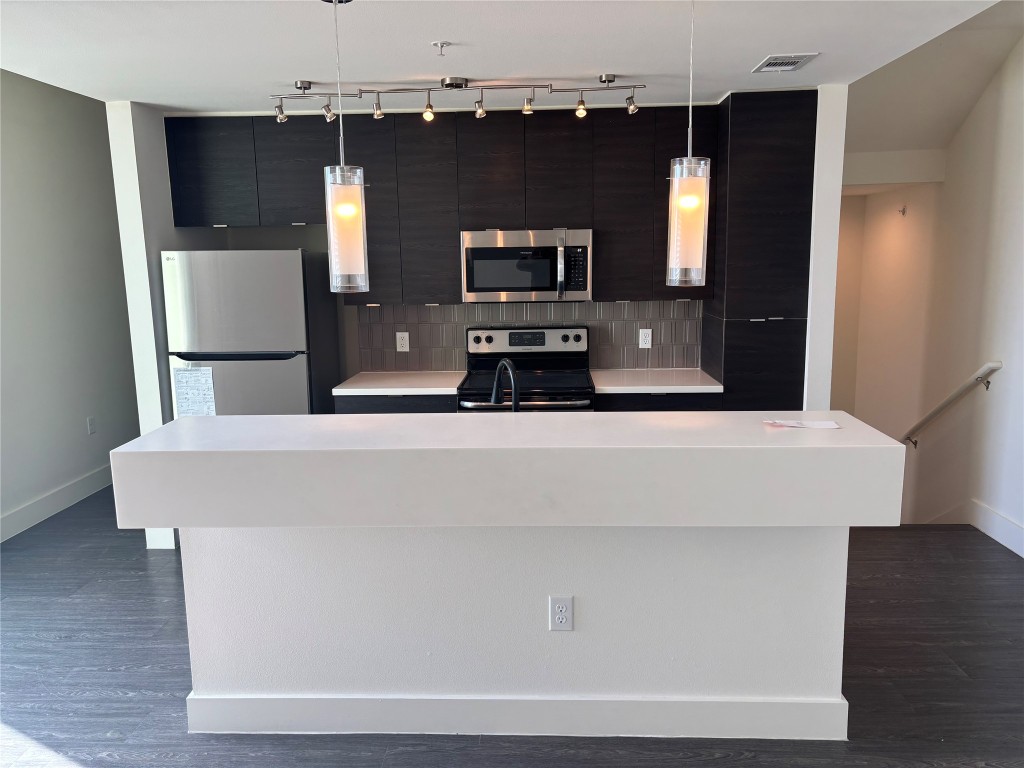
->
[162,250,308,353]
[170,355,310,416]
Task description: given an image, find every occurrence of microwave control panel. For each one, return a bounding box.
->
[566,247,588,292]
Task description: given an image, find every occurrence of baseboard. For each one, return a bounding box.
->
[927,498,1024,558]
[0,465,112,542]
[186,693,848,740]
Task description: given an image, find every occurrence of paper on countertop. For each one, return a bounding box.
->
[173,367,216,416]
[763,419,841,429]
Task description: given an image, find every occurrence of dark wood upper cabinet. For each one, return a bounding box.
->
[394,113,462,305]
[166,117,260,227]
[456,112,526,231]
[343,115,403,306]
[652,106,719,301]
[525,110,593,230]
[591,108,656,302]
[715,91,818,319]
[252,115,337,226]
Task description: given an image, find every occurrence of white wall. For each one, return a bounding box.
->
[913,38,1023,554]
[834,39,1023,553]
[0,71,140,539]
[830,196,865,413]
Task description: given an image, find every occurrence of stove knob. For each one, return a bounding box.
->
[472,335,482,345]
[561,334,570,343]
[573,333,583,343]
[485,335,494,344]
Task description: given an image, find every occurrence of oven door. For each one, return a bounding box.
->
[461,229,592,302]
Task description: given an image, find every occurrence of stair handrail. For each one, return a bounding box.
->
[902,361,1003,448]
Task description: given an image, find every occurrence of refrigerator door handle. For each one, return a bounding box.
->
[171,352,304,362]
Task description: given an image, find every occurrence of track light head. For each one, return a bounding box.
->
[372,97,384,120]
[474,99,486,119]
[422,100,435,122]
[322,102,337,122]
[626,95,639,114]
[575,97,587,119]
[275,100,288,124]
[522,97,534,115]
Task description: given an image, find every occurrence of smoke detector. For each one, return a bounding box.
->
[752,53,818,73]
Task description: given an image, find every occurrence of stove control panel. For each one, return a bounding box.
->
[467,327,588,354]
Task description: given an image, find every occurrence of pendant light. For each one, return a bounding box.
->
[666,0,710,288]
[325,0,369,293]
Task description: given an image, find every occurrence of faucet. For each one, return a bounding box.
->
[490,358,520,412]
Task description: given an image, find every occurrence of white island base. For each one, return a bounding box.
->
[111,411,904,740]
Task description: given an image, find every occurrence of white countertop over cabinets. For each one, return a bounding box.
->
[331,371,465,396]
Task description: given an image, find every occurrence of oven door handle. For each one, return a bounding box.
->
[556,233,566,301]
[460,399,591,410]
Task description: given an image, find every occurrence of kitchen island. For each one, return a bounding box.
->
[111,411,904,739]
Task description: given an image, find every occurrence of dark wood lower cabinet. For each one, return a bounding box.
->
[595,393,723,411]
[334,395,457,414]
[720,318,807,411]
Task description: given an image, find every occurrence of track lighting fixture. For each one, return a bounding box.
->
[575,93,587,118]
[474,90,486,119]
[626,94,639,114]
[522,96,534,115]
[275,100,288,123]
[322,101,337,122]
[372,95,383,120]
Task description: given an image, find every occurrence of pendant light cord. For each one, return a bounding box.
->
[333,0,345,166]
[687,0,694,159]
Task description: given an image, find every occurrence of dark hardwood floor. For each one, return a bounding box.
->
[2,488,1022,767]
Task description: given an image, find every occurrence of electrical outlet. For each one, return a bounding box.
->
[549,595,574,631]
[396,332,410,352]
[639,328,653,349]
[86,416,97,435]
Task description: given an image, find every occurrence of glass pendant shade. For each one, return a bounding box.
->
[325,165,369,293]
[666,156,710,287]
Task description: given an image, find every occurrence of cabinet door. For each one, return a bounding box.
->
[165,117,259,227]
[344,115,403,305]
[595,393,722,411]
[457,111,525,231]
[722,318,806,410]
[719,91,817,319]
[253,115,337,226]
[395,114,462,305]
[592,109,655,301]
[524,110,593,230]
[652,106,719,301]
[334,395,457,414]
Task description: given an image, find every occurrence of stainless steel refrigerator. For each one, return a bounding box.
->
[162,249,338,417]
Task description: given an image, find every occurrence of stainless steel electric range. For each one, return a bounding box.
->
[457,326,595,412]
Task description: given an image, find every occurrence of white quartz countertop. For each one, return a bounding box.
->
[332,371,464,396]
[111,411,904,529]
[332,369,722,396]
[591,368,722,393]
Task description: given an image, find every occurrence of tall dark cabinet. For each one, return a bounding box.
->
[394,113,462,305]
[702,90,818,410]
[344,115,403,306]
[456,111,526,231]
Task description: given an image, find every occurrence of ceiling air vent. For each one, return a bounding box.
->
[751,53,818,73]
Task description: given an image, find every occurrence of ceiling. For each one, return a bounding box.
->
[846,0,1024,152]
[0,1,997,115]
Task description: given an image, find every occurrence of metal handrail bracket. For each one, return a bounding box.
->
[902,361,1003,448]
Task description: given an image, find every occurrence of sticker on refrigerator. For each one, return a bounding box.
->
[173,367,216,416]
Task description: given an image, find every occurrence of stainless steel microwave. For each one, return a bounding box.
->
[461,229,592,303]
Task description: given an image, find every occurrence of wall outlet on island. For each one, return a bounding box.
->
[639,329,653,349]
[86,416,97,435]
[396,332,410,353]
[549,595,574,631]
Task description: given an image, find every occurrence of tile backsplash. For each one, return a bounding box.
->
[355,301,702,372]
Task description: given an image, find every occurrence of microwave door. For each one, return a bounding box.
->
[464,246,558,301]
